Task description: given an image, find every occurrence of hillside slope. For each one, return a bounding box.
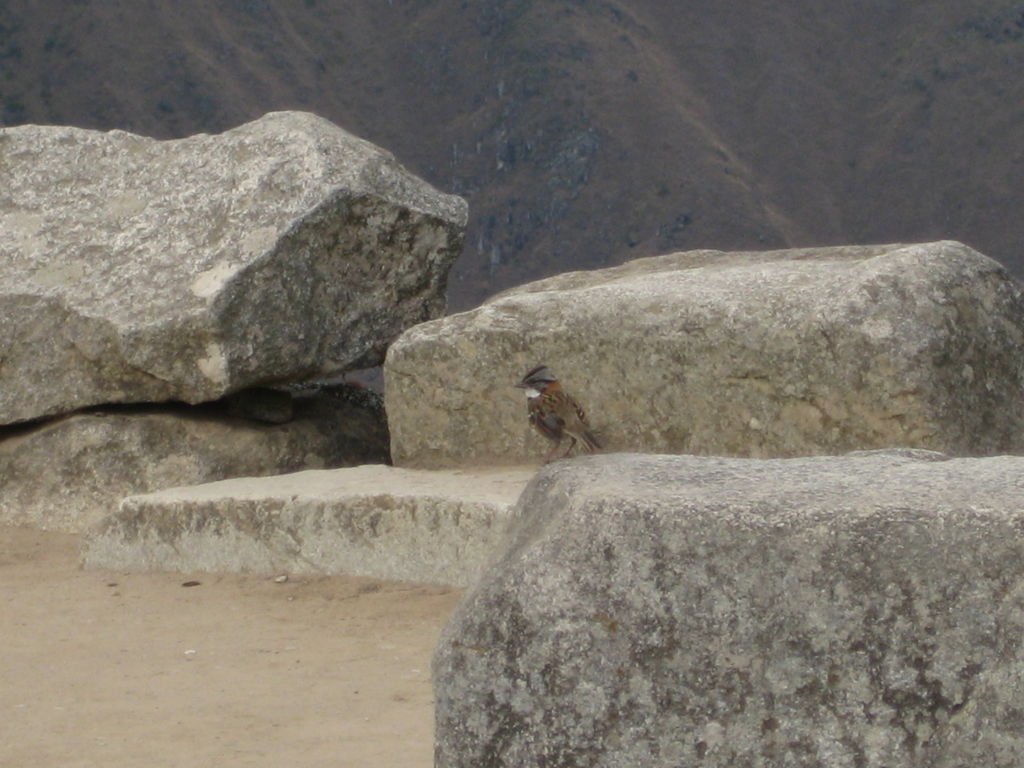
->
[2,0,1022,308]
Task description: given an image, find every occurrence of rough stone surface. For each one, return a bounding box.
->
[385,241,1024,466]
[434,450,1024,767]
[81,465,534,586]
[0,390,388,532]
[0,111,467,425]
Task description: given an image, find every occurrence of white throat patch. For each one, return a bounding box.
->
[523,387,542,398]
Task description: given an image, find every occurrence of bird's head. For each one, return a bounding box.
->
[516,365,558,397]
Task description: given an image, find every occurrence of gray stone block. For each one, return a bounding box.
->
[435,451,1024,766]
[386,241,1024,466]
[0,111,466,425]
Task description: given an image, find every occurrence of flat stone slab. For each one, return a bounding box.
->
[81,465,535,586]
[0,389,387,532]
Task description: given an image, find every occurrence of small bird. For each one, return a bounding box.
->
[516,365,601,463]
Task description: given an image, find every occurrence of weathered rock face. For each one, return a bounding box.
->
[385,241,1024,466]
[435,451,1024,767]
[0,111,467,425]
[82,465,534,586]
[0,389,388,532]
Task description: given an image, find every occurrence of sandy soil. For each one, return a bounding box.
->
[0,525,462,768]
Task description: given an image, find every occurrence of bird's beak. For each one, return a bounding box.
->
[514,381,526,388]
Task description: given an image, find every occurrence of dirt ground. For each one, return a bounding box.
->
[0,525,463,768]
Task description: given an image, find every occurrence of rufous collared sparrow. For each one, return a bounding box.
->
[516,365,601,463]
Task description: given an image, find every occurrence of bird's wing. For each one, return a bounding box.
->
[529,397,565,441]
[558,391,590,427]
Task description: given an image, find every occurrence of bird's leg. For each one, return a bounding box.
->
[544,438,561,462]
[560,436,578,458]
[544,439,563,464]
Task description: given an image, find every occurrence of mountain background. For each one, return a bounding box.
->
[2,0,1022,310]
